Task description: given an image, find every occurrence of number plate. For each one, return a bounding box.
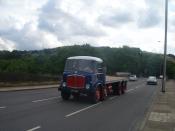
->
[71,89,78,93]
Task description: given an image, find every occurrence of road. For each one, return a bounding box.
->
[0,79,159,131]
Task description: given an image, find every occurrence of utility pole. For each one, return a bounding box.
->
[162,0,168,93]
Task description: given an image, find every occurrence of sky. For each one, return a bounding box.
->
[0,0,175,54]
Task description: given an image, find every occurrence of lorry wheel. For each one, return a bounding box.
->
[117,88,122,95]
[61,91,70,100]
[121,87,125,94]
[101,88,107,101]
[92,88,100,103]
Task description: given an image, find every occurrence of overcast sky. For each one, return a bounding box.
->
[0,0,175,54]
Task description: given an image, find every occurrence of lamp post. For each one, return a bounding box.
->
[139,51,142,77]
[162,0,168,93]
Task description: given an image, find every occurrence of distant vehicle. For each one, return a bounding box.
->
[129,75,137,81]
[58,56,127,103]
[147,76,157,85]
[116,72,131,77]
[159,75,163,79]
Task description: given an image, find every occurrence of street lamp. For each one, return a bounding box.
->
[162,0,168,93]
[139,51,142,77]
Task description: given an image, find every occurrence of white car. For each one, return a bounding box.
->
[147,76,157,85]
[159,75,163,79]
[129,75,137,81]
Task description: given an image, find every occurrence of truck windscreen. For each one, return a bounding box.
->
[64,59,96,73]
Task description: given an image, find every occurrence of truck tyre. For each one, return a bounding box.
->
[117,87,122,95]
[121,82,125,94]
[121,87,125,94]
[91,88,100,104]
[61,91,70,100]
[101,88,107,101]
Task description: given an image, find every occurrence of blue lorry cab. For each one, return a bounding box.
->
[60,56,105,93]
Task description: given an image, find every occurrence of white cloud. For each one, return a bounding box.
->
[0,37,16,51]
[98,10,133,27]
[0,0,174,55]
[38,0,106,40]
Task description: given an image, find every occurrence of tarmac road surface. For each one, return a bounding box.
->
[0,78,159,131]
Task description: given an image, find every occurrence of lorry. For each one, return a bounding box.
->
[58,56,127,103]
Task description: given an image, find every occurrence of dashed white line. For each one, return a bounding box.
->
[65,102,102,118]
[109,96,118,100]
[127,89,134,92]
[127,83,146,93]
[32,96,61,103]
[135,83,145,89]
[0,106,6,109]
[26,126,41,131]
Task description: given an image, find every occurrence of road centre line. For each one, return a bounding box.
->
[65,102,102,118]
[109,96,118,100]
[32,96,61,103]
[0,106,6,109]
[135,83,145,89]
[127,89,134,92]
[127,83,146,93]
[26,126,41,131]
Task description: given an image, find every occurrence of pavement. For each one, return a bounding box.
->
[139,80,175,131]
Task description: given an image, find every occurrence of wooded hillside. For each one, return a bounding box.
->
[0,44,175,82]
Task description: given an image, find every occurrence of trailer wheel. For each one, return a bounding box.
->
[101,88,107,101]
[121,87,125,94]
[122,81,127,94]
[92,88,100,103]
[117,87,122,95]
[61,91,71,100]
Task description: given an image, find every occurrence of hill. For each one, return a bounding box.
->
[0,44,175,82]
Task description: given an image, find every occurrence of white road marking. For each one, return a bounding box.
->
[32,96,60,103]
[0,106,6,109]
[127,89,134,92]
[26,126,41,131]
[135,83,145,89]
[109,96,118,100]
[65,102,102,118]
[127,83,145,93]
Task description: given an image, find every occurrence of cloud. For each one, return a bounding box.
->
[169,17,175,32]
[136,0,164,28]
[172,20,175,28]
[0,0,54,50]
[0,37,16,51]
[137,8,162,28]
[98,10,133,27]
[38,0,106,40]
[0,22,62,50]
[0,0,174,55]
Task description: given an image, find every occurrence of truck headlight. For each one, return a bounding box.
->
[62,82,66,87]
[85,84,90,89]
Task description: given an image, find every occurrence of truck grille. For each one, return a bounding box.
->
[67,75,85,89]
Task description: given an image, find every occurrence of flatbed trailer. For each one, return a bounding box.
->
[105,76,127,95]
[58,56,127,103]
